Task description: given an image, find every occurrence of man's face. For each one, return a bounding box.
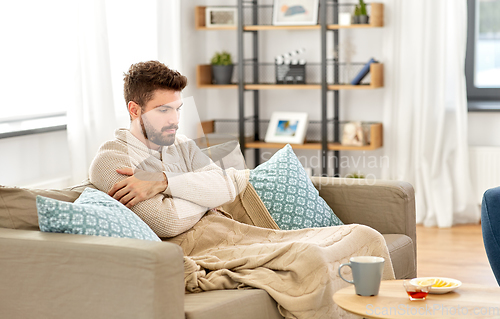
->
[140,89,182,147]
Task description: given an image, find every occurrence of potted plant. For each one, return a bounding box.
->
[211,51,234,85]
[358,0,369,24]
[353,5,360,24]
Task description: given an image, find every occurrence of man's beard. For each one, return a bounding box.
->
[140,118,178,147]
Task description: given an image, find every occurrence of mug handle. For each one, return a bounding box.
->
[338,263,354,284]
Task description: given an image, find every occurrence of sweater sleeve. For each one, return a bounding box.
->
[163,138,249,208]
[89,142,208,237]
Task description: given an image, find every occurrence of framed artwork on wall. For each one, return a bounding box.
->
[265,112,309,144]
[272,0,319,26]
[205,7,237,28]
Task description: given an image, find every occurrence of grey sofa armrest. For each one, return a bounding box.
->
[311,177,416,253]
[0,228,184,319]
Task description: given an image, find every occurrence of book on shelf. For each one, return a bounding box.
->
[350,58,378,85]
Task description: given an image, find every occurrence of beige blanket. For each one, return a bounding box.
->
[167,185,395,319]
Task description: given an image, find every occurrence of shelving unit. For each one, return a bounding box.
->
[196,1,384,176]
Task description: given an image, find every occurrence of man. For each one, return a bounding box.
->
[89,60,248,237]
[89,61,394,319]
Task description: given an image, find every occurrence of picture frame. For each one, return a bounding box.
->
[265,112,309,144]
[205,7,237,28]
[272,0,319,26]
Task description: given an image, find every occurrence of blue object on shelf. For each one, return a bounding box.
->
[350,58,377,85]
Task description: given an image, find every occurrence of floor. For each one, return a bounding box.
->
[416,224,497,287]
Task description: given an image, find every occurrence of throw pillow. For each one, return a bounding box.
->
[249,144,343,230]
[36,188,161,242]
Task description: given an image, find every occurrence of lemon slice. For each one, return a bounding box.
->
[418,279,436,286]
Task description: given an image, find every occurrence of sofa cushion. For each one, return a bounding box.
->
[201,140,247,170]
[0,186,85,230]
[37,188,161,241]
[185,289,283,319]
[383,234,416,279]
[249,144,343,230]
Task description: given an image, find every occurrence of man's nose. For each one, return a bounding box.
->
[167,111,180,126]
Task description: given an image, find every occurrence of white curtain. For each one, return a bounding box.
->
[382,0,480,227]
[67,0,117,185]
[67,0,182,184]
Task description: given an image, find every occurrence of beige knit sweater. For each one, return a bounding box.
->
[89,129,249,237]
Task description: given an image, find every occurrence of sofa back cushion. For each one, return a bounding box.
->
[0,183,92,230]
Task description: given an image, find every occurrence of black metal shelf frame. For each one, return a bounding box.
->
[237,0,363,176]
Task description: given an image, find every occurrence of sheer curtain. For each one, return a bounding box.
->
[382,0,480,227]
[67,0,181,184]
[67,0,116,184]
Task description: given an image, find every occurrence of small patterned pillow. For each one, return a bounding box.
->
[249,144,343,230]
[37,188,161,242]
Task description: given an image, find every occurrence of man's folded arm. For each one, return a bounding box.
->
[89,150,210,237]
[163,167,249,208]
[162,138,249,208]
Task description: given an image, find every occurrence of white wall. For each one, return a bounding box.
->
[1,1,498,188]
[468,113,500,146]
[0,131,71,187]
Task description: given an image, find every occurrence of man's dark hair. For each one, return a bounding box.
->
[123,60,187,108]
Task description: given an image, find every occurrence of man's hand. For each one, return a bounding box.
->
[108,167,168,208]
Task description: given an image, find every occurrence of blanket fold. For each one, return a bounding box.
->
[168,198,395,319]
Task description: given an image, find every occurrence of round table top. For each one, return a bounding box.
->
[333,280,500,319]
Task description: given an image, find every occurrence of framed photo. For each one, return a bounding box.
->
[272,0,319,26]
[265,112,309,144]
[205,7,237,28]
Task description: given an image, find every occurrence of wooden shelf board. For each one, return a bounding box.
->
[327,24,382,30]
[198,84,381,90]
[245,141,381,151]
[198,24,382,31]
[328,84,378,90]
[245,84,321,90]
[244,25,321,31]
[197,63,383,90]
[196,3,384,30]
[196,26,237,31]
[198,84,238,89]
[197,84,381,90]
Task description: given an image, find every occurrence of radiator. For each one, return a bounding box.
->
[469,146,500,205]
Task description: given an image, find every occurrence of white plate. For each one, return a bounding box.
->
[410,277,462,294]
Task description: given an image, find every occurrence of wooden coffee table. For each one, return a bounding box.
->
[333,280,500,318]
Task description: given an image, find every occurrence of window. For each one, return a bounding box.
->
[466,0,500,110]
[0,1,78,121]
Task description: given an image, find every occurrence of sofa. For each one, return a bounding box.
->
[0,177,416,319]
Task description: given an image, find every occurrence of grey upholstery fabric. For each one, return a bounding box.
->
[185,290,284,319]
[383,234,416,279]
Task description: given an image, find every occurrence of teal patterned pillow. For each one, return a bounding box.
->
[37,188,161,242]
[250,144,343,230]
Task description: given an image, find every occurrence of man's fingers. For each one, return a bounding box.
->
[118,192,135,207]
[113,187,131,202]
[116,167,134,176]
[108,179,127,197]
[125,198,139,209]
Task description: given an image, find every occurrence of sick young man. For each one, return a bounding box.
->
[89,60,394,319]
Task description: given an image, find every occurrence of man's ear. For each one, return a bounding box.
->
[128,101,141,120]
